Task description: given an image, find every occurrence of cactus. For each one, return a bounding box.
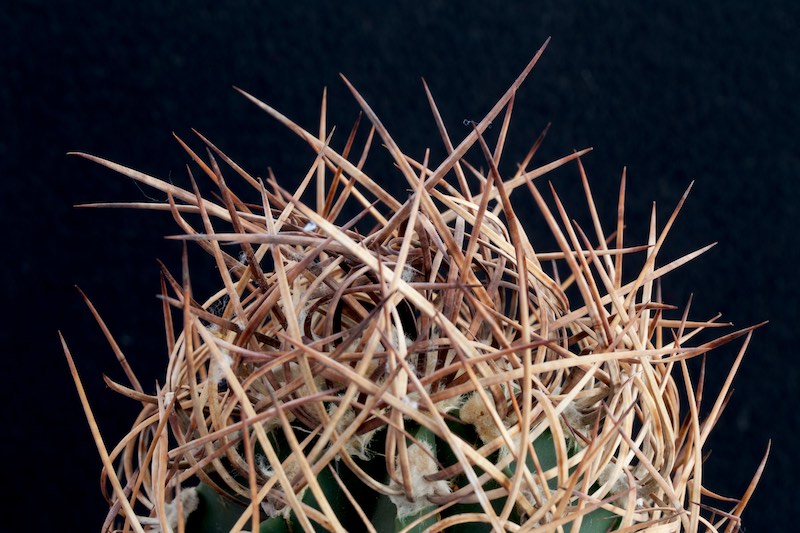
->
[62,40,768,532]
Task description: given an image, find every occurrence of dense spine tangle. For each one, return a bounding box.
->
[64,40,767,532]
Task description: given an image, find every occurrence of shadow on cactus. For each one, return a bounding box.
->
[62,39,769,532]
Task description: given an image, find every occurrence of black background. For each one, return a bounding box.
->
[3,1,798,530]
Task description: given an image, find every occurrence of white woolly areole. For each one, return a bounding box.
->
[435,393,465,415]
[153,487,199,531]
[560,403,592,436]
[388,440,450,518]
[208,350,233,385]
[256,454,307,519]
[598,463,638,508]
[598,463,629,493]
[460,393,503,444]
[520,484,554,525]
[400,264,416,283]
[387,324,413,353]
[401,395,419,411]
[329,403,381,460]
[461,393,535,460]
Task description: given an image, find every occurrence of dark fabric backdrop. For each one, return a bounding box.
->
[3,1,797,530]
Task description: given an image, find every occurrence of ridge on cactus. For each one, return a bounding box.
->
[62,39,768,533]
